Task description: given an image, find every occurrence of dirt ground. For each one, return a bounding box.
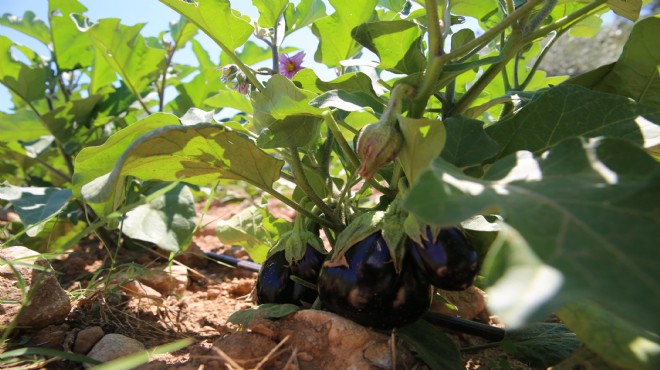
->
[3,198,534,370]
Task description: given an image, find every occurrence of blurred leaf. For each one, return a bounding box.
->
[166,68,223,115]
[486,85,660,161]
[502,322,580,368]
[122,183,196,253]
[378,0,407,12]
[352,20,426,74]
[568,14,602,37]
[554,345,625,370]
[191,39,213,69]
[586,17,660,109]
[284,0,327,35]
[0,110,49,143]
[73,113,181,216]
[49,0,95,70]
[0,35,47,103]
[253,0,288,28]
[405,137,660,334]
[83,18,166,100]
[398,116,446,184]
[0,184,72,237]
[311,0,377,67]
[451,28,475,52]
[228,304,300,326]
[160,0,253,51]
[216,205,292,264]
[220,41,297,66]
[80,122,284,204]
[204,89,253,114]
[168,16,197,50]
[0,11,51,45]
[42,95,103,142]
[450,0,499,21]
[607,0,642,21]
[558,300,659,370]
[309,89,384,113]
[441,117,499,167]
[399,319,463,370]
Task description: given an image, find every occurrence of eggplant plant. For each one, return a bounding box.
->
[1,0,659,368]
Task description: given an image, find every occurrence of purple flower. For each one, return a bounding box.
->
[279,51,305,79]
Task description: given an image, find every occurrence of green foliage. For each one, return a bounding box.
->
[1,1,658,368]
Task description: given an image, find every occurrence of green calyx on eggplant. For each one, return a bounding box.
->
[317,231,432,329]
[410,227,479,291]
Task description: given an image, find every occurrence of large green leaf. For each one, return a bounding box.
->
[122,183,196,253]
[0,35,47,103]
[502,323,581,368]
[80,121,284,204]
[255,115,323,149]
[558,300,660,370]
[311,0,377,67]
[0,110,49,143]
[204,89,253,114]
[293,69,380,95]
[82,18,166,101]
[0,183,72,237]
[49,0,95,70]
[160,0,253,51]
[0,11,51,45]
[606,0,642,21]
[42,95,103,142]
[398,116,446,184]
[404,137,660,335]
[166,67,224,115]
[486,85,660,160]
[440,116,499,167]
[252,0,288,28]
[351,20,426,74]
[587,17,660,109]
[284,0,327,35]
[73,113,181,216]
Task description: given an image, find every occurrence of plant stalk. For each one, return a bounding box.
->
[288,147,339,224]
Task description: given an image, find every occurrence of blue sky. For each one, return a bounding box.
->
[0,0,332,112]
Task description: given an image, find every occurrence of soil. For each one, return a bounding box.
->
[2,198,534,370]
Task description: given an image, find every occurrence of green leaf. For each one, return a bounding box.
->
[89,47,117,94]
[0,183,72,237]
[204,89,253,114]
[587,17,660,109]
[351,20,426,74]
[80,122,284,204]
[607,0,642,21]
[502,322,580,368]
[0,110,49,143]
[404,137,660,335]
[122,183,196,253]
[309,89,384,113]
[450,0,499,21]
[0,35,48,103]
[227,304,301,327]
[486,85,660,161]
[49,0,95,70]
[0,11,51,45]
[72,113,181,216]
[284,0,327,35]
[378,0,407,12]
[311,0,377,67]
[293,69,380,95]
[166,68,224,115]
[160,0,253,51]
[216,205,292,264]
[398,319,463,370]
[440,116,499,167]
[83,18,166,100]
[558,300,659,370]
[191,39,213,69]
[168,16,198,50]
[255,115,323,149]
[398,116,446,184]
[568,14,602,38]
[42,95,103,143]
[220,41,297,66]
[253,0,288,28]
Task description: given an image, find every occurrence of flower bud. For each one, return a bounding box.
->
[356,120,403,179]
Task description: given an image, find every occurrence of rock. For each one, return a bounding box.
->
[85,333,146,368]
[27,324,69,349]
[217,309,420,369]
[0,246,71,331]
[121,280,163,302]
[431,286,487,320]
[73,326,105,354]
[139,264,188,296]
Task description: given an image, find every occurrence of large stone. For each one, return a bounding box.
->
[85,333,146,368]
[0,246,71,331]
[214,309,420,369]
[73,326,105,354]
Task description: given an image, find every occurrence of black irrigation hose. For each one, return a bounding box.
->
[203,250,506,342]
